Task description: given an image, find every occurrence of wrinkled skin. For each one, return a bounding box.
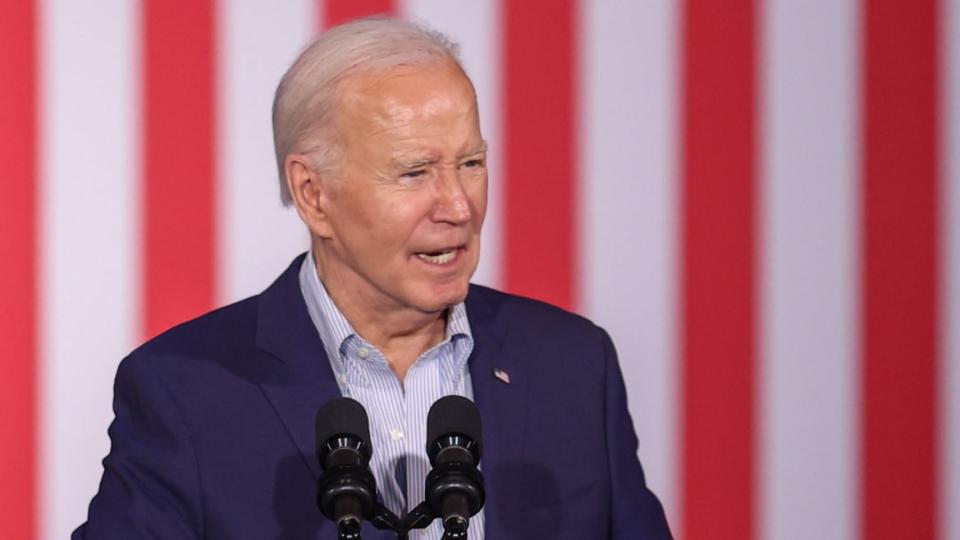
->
[286,60,488,374]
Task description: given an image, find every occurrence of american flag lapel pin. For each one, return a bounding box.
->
[493,368,511,385]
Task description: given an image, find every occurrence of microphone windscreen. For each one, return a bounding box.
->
[427,395,482,451]
[315,397,372,453]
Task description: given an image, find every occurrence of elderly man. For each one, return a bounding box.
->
[75,18,670,539]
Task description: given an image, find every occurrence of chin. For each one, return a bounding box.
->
[413,280,470,313]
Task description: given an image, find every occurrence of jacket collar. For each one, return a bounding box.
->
[256,254,340,479]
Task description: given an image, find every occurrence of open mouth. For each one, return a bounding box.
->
[415,248,460,265]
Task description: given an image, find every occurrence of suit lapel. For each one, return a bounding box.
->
[466,287,528,536]
[255,254,342,479]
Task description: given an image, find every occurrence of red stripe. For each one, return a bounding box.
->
[143,0,218,338]
[0,0,37,537]
[680,1,757,538]
[861,1,940,538]
[502,0,578,310]
[321,0,395,29]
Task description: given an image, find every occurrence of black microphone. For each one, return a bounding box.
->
[315,397,377,539]
[425,395,485,538]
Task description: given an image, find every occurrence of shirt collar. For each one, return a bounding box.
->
[297,253,472,367]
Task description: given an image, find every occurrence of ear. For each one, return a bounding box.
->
[285,153,335,238]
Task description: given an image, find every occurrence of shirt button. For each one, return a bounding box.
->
[389,429,404,441]
[337,373,348,385]
[357,347,370,359]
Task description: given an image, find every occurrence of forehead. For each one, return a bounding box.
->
[336,61,479,133]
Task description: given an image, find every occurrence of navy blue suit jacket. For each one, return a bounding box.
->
[74,255,671,539]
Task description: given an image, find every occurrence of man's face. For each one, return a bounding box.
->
[314,61,487,315]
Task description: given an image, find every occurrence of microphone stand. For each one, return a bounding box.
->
[321,492,452,539]
[394,500,432,539]
[369,503,401,534]
[332,502,402,540]
[393,500,470,539]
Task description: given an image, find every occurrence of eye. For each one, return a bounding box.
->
[400,169,427,179]
[461,158,484,169]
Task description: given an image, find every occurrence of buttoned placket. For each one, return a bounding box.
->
[299,253,481,538]
[337,336,468,516]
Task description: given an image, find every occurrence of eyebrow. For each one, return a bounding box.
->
[395,141,489,169]
[398,157,437,169]
[458,141,488,159]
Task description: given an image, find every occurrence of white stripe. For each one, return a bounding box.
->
[942,1,960,539]
[217,0,313,304]
[759,1,860,539]
[38,1,141,538]
[399,0,503,288]
[579,0,678,526]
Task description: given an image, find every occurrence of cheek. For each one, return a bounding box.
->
[329,198,404,262]
[362,200,430,255]
[467,178,488,224]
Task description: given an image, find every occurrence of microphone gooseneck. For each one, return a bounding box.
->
[424,395,485,538]
[315,397,378,540]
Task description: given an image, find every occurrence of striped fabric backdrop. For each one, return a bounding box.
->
[1,1,957,539]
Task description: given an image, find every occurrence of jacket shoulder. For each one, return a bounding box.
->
[467,283,604,340]
[126,296,262,376]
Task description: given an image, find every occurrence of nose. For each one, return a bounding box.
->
[432,168,472,224]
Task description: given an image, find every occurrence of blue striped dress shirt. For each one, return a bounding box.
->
[299,254,485,539]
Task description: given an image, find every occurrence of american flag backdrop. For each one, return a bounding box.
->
[1,0,958,539]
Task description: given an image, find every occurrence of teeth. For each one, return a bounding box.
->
[417,249,456,264]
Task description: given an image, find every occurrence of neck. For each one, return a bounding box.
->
[313,251,448,381]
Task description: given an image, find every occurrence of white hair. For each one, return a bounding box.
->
[272,17,464,205]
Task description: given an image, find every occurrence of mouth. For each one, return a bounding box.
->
[414,246,463,265]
